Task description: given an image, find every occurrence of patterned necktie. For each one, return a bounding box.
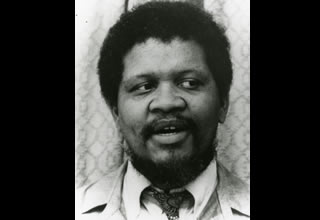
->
[145,186,193,220]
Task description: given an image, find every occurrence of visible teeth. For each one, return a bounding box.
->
[163,126,176,130]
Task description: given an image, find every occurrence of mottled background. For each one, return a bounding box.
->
[75,0,250,188]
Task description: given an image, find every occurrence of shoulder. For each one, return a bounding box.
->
[217,162,249,196]
[76,162,128,215]
[216,162,250,219]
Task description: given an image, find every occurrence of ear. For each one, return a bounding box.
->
[218,96,229,123]
[111,106,125,145]
[111,106,120,128]
[111,106,119,120]
[111,106,123,136]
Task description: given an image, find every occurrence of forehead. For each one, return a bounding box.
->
[122,38,209,80]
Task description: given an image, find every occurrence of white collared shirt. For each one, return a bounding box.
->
[122,159,218,220]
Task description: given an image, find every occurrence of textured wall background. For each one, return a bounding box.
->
[75,0,250,188]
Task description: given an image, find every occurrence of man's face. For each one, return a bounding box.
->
[114,37,227,172]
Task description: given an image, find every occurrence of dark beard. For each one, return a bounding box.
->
[125,141,216,191]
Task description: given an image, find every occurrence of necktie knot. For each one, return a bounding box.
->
[144,186,193,220]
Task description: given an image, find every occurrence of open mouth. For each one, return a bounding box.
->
[154,125,186,136]
[150,119,190,144]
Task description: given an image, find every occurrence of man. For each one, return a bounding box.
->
[76,1,249,220]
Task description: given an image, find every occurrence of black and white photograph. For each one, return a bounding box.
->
[75,0,250,219]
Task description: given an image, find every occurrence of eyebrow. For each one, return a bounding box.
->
[121,73,157,89]
[122,68,206,84]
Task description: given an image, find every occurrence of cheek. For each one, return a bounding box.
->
[188,93,221,132]
[189,91,220,115]
[117,99,147,132]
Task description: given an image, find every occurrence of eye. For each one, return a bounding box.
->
[137,83,153,91]
[179,79,201,90]
[131,82,155,94]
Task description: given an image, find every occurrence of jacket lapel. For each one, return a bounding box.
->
[216,162,250,219]
[79,160,249,220]
[79,162,128,219]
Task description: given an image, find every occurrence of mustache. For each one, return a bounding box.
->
[141,115,197,139]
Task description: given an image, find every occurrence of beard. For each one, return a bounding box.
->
[124,139,217,191]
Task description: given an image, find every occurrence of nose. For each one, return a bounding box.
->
[149,84,186,113]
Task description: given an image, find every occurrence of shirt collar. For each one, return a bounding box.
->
[185,158,217,216]
[123,159,217,218]
[78,160,249,218]
[123,161,151,219]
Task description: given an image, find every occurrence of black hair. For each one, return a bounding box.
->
[98,1,233,108]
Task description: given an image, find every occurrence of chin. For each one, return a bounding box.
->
[150,147,194,165]
[127,141,216,190]
[148,136,195,162]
